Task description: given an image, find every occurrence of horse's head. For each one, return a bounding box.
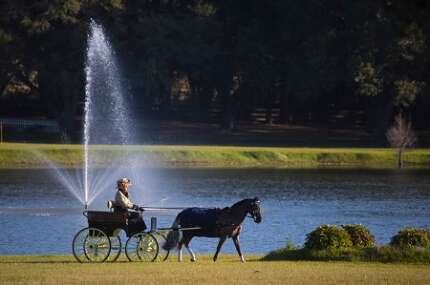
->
[248,197,262,224]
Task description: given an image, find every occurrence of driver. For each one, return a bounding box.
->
[114,177,142,212]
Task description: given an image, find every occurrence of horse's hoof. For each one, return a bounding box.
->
[191,258,197,262]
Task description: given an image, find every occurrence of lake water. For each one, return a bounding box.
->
[0,168,429,256]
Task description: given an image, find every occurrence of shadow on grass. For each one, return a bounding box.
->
[0,259,146,264]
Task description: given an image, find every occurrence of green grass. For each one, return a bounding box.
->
[0,255,430,285]
[263,246,430,263]
[0,143,430,168]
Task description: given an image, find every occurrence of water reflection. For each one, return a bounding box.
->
[0,168,429,255]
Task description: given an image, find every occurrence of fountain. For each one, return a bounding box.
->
[83,19,133,207]
[37,19,148,209]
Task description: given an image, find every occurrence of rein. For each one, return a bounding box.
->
[141,206,188,211]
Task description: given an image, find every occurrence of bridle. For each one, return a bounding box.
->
[246,200,261,222]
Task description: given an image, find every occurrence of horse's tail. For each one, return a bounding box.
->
[162,215,181,251]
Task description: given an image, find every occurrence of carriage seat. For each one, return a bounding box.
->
[107,200,116,211]
[107,200,131,213]
[104,200,147,236]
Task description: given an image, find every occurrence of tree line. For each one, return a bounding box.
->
[1,0,429,141]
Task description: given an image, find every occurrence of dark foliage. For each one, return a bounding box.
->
[1,1,430,141]
[341,224,375,248]
[390,228,430,248]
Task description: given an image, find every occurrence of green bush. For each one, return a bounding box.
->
[284,239,298,250]
[341,224,375,248]
[390,228,430,248]
[262,246,430,263]
[304,225,352,250]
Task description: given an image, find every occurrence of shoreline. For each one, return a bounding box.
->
[0,143,430,169]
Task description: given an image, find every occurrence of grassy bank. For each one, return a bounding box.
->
[0,143,430,168]
[1,255,430,285]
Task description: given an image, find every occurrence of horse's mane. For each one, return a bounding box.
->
[231,198,252,208]
[214,199,254,226]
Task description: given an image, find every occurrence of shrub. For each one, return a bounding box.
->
[304,225,352,250]
[262,246,430,263]
[341,224,375,248]
[285,239,298,250]
[390,228,430,248]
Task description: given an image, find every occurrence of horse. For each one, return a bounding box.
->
[162,197,262,263]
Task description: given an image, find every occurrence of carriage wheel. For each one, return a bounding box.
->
[125,232,159,262]
[107,236,122,262]
[72,227,91,263]
[82,228,111,262]
[151,231,170,261]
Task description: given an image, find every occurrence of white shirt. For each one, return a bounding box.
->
[115,190,134,209]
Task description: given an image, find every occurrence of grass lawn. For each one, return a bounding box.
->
[0,255,429,285]
[0,143,430,168]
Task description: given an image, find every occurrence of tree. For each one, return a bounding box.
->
[1,0,430,142]
[386,113,417,168]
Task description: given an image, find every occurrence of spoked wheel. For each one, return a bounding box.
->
[125,232,159,262]
[72,227,91,263]
[81,228,111,262]
[151,231,170,261]
[108,236,122,262]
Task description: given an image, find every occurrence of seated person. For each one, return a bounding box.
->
[114,177,146,233]
[114,177,141,212]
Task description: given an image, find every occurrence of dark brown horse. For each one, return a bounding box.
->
[162,197,262,263]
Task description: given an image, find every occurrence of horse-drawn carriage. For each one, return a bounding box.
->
[72,208,161,263]
[72,197,262,263]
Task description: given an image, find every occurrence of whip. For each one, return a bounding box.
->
[141,196,169,207]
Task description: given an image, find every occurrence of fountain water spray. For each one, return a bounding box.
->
[83,19,134,207]
[37,19,150,209]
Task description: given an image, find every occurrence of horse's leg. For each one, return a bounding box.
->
[163,250,170,261]
[184,236,196,262]
[213,236,227,262]
[232,235,245,263]
[178,237,184,262]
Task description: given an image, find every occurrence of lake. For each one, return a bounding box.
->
[0,168,429,256]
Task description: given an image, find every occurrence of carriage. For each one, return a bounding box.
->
[72,207,164,263]
[72,197,262,263]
